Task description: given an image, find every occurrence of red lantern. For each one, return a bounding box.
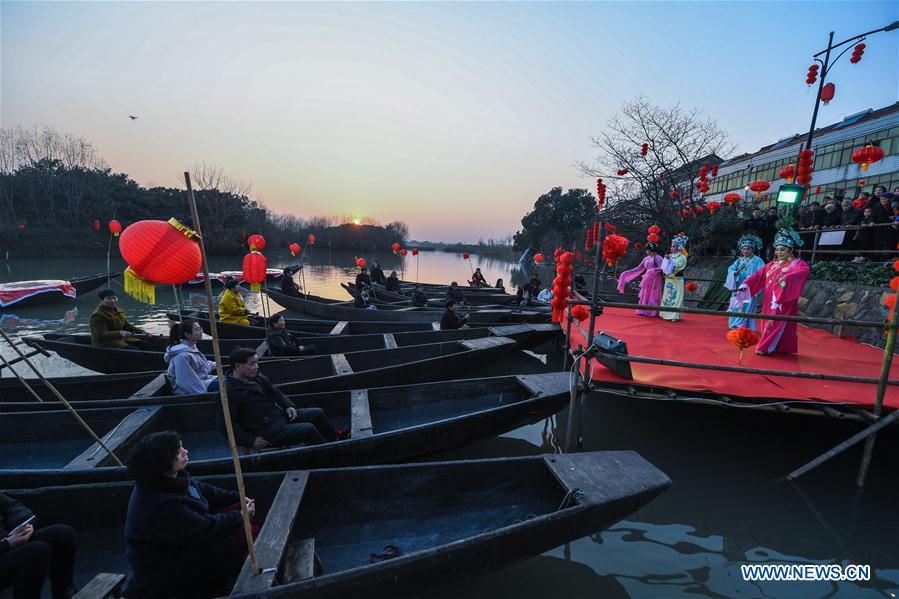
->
[779,164,796,183]
[694,205,704,214]
[670,190,679,199]
[707,201,721,214]
[570,305,590,321]
[242,251,268,292]
[247,234,266,251]
[601,234,630,267]
[859,179,866,186]
[849,43,865,64]
[412,248,419,256]
[814,186,821,195]
[93,219,101,231]
[109,220,122,237]
[749,180,770,199]
[640,143,648,157]
[308,234,316,245]
[534,253,544,264]
[851,144,884,173]
[724,192,741,205]
[647,233,660,243]
[805,64,819,85]
[462,252,470,260]
[635,242,644,250]
[617,168,628,176]
[711,164,719,177]
[356,257,366,268]
[820,82,835,104]
[685,282,698,292]
[400,248,407,256]
[119,219,202,303]
[289,243,301,256]
[392,242,401,253]
[726,327,760,364]
[648,225,661,235]
[604,222,616,232]
[17,224,24,232]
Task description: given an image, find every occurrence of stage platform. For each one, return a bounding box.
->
[564,306,898,410]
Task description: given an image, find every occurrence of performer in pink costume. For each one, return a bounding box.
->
[734,228,810,355]
[617,242,664,317]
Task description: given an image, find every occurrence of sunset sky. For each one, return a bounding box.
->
[2,1,897,242]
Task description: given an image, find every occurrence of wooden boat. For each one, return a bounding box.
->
[398,280,511,295]
[267,289,549,324]
[2,452,669,596]
[169,310,454,339]
[25,323,559,374]
[346,282,520,307]
[0,337,517,407]
[0,272,116,310]
[0,373,571,487]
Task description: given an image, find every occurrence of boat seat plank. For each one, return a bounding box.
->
[73,572,126,599]
[330,354,353,376]
[129,373,168,399]
[282,538,317,582]
[65,406,162,469]
[382,333,398,349]
[256,341,269,356]
[351,389,373,438]
[232,471,310,594]
[329,321,349,335]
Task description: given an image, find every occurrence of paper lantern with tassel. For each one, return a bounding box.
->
[308,234,316,245]
[289,243,301,256]
[534,252,544,264]
[412,248,419,256]
[247,234,266,251]
[109,220,122,237]
[242,251,267,292]
[726,327,760,364]
[119,218,201,303]
[571,305,590,321]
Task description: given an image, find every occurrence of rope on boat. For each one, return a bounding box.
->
[557,488,586,511]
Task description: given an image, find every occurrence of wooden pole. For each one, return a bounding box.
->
[855,283,899,487]
[584,223,605,378]
[183,172,259,575]
[564,353,584,452]
[0,330,122,466]
[0,351,44,402]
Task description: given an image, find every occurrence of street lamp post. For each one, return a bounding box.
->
[787,20,899,217]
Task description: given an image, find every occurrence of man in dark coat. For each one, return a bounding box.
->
[369,261,386,285]
[265,314,316,356]
[743,209,768,236]
[355,267,372,289]
[215,348,338,450]
[446,282,465,305]
[410,285,429,307]
[353,287,377,310]
[90,289,148,349]
[440,299,469,330]
[384,271,402,293]
[279,268,301,296]
[820,202,842,227]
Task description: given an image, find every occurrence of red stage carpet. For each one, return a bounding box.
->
[565,307,898,410]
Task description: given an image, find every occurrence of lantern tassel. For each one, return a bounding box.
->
[250,283,261,293]
[124,267,156,304]
[861,163,869,173]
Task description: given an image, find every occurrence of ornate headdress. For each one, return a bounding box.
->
[737,234,763,251]
[670,232,689,255]
[773,228,804,249]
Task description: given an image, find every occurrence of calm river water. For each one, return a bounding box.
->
[1,251,897,598]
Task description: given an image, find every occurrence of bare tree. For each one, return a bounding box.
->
[187,161,252,197]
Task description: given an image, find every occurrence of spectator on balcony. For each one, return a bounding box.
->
[840,199,863,227]
[799,202,822,229]
[743,209,767,236]
[855,207,877,262]
[820,202,841,228]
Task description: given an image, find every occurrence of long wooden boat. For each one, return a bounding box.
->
[2,452,669,596]
[0,272,116,310]
[170,310,455,339]
[347,282,520,307]
[26,323,559,374]
[267,289,549,324]
[0,337,517,407]
[398,279,512,295]
[0,373,571,487]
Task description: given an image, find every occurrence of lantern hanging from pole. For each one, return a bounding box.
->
[640,143,648,157]
[820,82,835,104]
[400,248,407,257]
[109,220,122,237]
[356,257,366,268]
[242,251,267,292]
[616,168,628,176]
[93,219,101,231]
[749,180,770,199]
[412,248,419,256]
[247,234,266,251]
[670,190,679,199]
[779,164,796,184]
[289,243,301,256]
[119,218,202,303]
[534,252,543,264]
[308,234,316,245]
[392,242,401,254]
[851,144,884,173]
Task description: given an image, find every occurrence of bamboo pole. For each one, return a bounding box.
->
[855,282,899,487]
[564,353,584,452]
[0,351,44,402]
[571,299,896,330]
[0,330,123,466]
[183,172,259,575]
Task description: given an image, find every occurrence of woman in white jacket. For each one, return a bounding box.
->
[163,320,217,395]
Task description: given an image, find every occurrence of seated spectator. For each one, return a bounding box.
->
[124,431,256,599]
[536,285,553,303]
[355,267,372,290]
[440,299,469,330]
[266,314,316,357]
[0,493,76,598]
[515,284,533,306]
[215,348,339,450]
[494,278,505,289]
[279,268,301,296]
[164,320,217,395]
[353,287,377,310]
[410,285,429,307]
[446,282,465,304]
[90,289,148,349]
[219,278,252,326]
[471,268,488,287]
[384,271,401,293]
[369,261,385,285]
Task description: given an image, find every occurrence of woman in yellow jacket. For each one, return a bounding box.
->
[219,278,251,326]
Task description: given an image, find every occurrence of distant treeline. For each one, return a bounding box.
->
[0,126,407,255]
[411,235,516,260]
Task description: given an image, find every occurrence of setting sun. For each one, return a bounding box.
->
[353,218,361,225]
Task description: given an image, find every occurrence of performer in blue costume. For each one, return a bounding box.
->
[660,233,688,321]
[723,234,766,330]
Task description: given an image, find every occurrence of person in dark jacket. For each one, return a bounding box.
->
[0,494,76,599]
[369,261,385,285]
[410,285,429,307]
[440,299,469,330]
[820,202,841,227]
[90,289,148,349]
[743,209,768,236]
[446,282,465,305]
[265,314,316,357]
[216,348,338,450]
[352,287,377,310]
[798,202,821,229]
[124,431,254,599]
[470,268,488,287]
[355,267,372,289]
[839,199,863,226]
[279,268,301,296]
[384,271,401,293]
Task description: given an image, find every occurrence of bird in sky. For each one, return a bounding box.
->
[128,115,138,120]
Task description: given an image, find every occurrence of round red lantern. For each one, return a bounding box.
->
[724,192,741,205]
[247,234,266,251]
[749,180,770,199]
[412,248,419,256]
[534,253,544,264]
[685,282,698,292]
[289,243,301,256]
[391,242,401,253]
[119,218,202,303]
[462,252,470,260]
[93,219,101,231]
[109,220,122,237]
[851,144,884,173]
[356,257,366,268]
[648,225,661,235]
[308,234,316,245]
[779,164,796,183]
[671,190,680,199]
[617,168,629,176]
[647,233,660,243]
[820,82,836,104]
[400,248,407,256]
[242,251,268,292]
